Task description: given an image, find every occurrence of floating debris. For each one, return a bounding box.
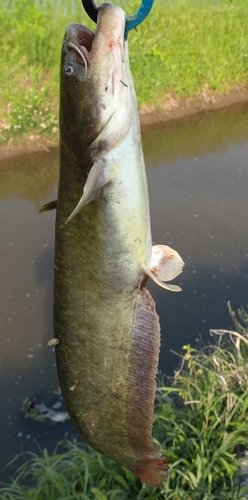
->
[52,401,62,410]
[53,387,62,396]
[21,396,69,423]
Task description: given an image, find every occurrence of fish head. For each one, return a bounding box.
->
[60,3,134,162]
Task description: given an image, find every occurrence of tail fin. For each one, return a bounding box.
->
[133,457,168,488]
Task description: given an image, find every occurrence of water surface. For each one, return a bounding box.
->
[0,103,248,479]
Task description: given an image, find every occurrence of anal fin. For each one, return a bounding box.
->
[127,289,168,487]
[39,200,57,213]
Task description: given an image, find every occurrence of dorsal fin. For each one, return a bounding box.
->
[39,200,57,213]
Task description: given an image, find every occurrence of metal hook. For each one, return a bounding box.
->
[81,0,154,38]
[81,0,98,24]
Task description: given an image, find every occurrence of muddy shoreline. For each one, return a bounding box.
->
[1,87,248,161]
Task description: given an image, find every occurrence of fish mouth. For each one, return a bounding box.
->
[69,25,94,53]
[64,4,126,75]
[65,24,95,66]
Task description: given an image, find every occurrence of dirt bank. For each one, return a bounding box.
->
[1,86,248,160]
[139,86,248,127]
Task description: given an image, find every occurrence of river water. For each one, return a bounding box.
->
[0,103,248,480]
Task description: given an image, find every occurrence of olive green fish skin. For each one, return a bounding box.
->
[54,3,168,486]
[54,183,158,469]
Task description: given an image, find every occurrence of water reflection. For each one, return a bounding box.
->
[0,150,58,208]
[0,103,248,480]
[142,102,248,163]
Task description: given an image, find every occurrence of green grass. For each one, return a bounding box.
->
[1,304,248,499]
[0,0,248,143]
[130,0,248,103]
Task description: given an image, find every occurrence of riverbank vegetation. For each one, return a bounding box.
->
[1,0,248,144]
[1,303,248,499]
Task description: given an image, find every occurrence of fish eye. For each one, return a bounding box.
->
[64,63,75,76]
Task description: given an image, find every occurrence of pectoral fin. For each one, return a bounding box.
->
[142,267,182,292]
[66,159,111,223]
[39,200,57,213]
[150,244,184,281]
[142,244,184,292]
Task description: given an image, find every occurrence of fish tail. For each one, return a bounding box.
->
[133,457,169,488]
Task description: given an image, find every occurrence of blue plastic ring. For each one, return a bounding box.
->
[124,0,154,38]
[81,0,154,38]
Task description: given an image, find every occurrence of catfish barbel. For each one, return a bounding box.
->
[41,2,184,488]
